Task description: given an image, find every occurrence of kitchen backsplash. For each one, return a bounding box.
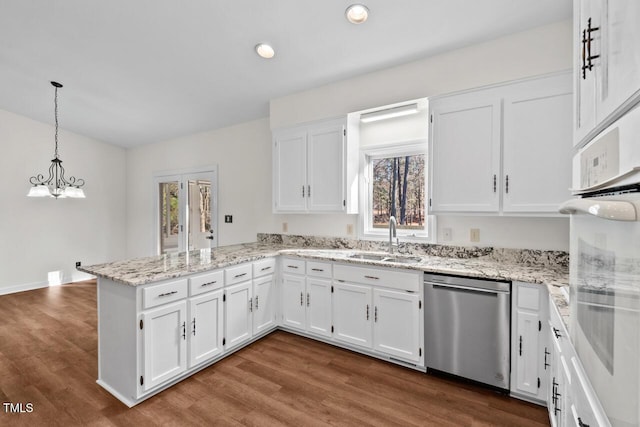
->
[257,233,569,268]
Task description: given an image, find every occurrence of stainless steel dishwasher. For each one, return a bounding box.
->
[424,273,511,390]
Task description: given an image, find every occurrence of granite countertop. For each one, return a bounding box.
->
[79,242,568,289]
[80,239,570,327]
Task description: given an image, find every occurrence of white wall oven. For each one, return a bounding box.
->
[561,104,640,427]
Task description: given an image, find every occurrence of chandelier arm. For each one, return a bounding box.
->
[29,174,46,186]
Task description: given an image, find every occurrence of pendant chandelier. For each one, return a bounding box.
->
[27,81,86,198]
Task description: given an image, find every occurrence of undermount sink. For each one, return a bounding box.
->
[348,253,388,261]
[382,256,422,264]
[348,253,422,264]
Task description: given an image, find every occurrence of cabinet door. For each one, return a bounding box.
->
[373,289,421,363]
[503,74,573,212]
[273,130,307,212]
[253,275,275,335]
[430,94,501,212]
[307,122,345,212]
[141,301,188,391]
[601,0,640,126]
[188,290,224,368]
[333,282,372,349]
[306,277,332,338]
[514,309,541,396]
[281,274,306,331]
[574,0,602,145]
[225,281,253,350]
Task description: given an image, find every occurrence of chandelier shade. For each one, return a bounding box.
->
[27,81,86,199]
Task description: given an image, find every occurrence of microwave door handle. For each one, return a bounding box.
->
[559,199,638,221]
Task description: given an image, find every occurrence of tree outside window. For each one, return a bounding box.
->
[371,154,425,230]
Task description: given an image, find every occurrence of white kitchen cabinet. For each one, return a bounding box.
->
[502,74,573,212]
[511,282,548,403]
[281,272,306,331]
[252,274,275,334]
[372,288,421,363]
[188,290,224,368]
[280,258,333,338]
[273,129,307,212]
[430,72,572,215]
[306,276,333,338]
[224,281,253,350]
[574,0,640,147]
[430,93,501,213]
[141,301,188,391]
[273,118,354,213]
[333,282,373,349]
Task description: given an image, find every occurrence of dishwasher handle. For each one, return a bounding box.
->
[430,282,509,295]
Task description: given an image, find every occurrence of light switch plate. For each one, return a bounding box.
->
[470,228,480,242]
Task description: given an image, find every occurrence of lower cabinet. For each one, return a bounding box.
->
[140,301,188,391]
[333,264,423,365]
[547,295,609,427]
[188,290,224,368]
[225,281,253,350]
[510,281,548,403]
[333,282,373,348]
[372,288,421,363]
[280,258,333,338]
[253,274,276,334]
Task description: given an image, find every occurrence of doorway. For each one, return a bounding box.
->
[154,168,218,254]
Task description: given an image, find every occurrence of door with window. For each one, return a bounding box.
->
[155,169,217,254]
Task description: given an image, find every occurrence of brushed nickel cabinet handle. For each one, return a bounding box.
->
[158,290,178,297]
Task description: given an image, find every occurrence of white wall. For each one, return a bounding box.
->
[125,20,573,255]
[265,20,572,251]
[270,20,572,129]
[0,109,127,294]
[126,118,275,258]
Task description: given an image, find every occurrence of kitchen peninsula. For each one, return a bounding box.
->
[79,233,569,407]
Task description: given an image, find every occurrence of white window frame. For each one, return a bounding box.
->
[358,140,435,242]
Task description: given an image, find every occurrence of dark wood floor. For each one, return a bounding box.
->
[0,281,549,426]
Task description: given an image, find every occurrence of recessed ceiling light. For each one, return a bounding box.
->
[345,4,369,24]
[255,43,275,59]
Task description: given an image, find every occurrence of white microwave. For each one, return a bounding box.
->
[573,103,640,194]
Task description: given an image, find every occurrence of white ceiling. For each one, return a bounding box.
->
[1,1,572,148]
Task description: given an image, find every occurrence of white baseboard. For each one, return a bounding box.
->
[0,272,96,296]
[0,280,49,296]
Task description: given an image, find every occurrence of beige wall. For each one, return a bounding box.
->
[126,118,276,258]
[0,108,126,293]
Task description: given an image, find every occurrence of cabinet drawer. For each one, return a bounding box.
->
[516,284,540,310]
[334,264,420,292]
[281,258,305,275]
[225,263,252,286]
[189,270,224,296]
[306,261,332,279]
[253,258,276,278]
[143,279,188,309]
[549,295,570,355]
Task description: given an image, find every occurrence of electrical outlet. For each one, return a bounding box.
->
[282,222,288,233]
[442,228,452,241]
[346,224,354,235]
[470,228,480,243]
[75,261,81,268]
[224,215,233,223]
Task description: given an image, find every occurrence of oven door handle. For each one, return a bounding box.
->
[559,198,637,221]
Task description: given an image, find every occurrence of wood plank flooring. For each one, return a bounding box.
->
[0,281,550,426]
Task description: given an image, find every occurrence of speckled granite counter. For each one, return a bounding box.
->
[79,234,570,327]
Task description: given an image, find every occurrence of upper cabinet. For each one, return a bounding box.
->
[574,0,640,147]
[430,72,573,215]
[430,93,502,213]
[273,118,358,214]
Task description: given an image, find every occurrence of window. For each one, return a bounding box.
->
[360,141,433,240]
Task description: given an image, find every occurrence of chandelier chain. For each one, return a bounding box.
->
[54,85,59,159]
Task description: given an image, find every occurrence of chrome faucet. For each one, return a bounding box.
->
[388,216,398,254]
